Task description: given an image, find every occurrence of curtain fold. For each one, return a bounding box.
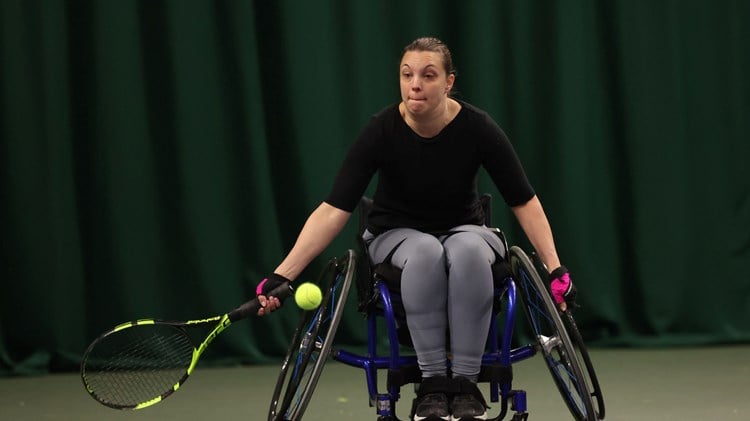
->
[1,0,748,375]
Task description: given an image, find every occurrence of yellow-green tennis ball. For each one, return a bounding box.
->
[294,282,322,310]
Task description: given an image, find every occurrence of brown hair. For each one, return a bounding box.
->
[402,37,456,76]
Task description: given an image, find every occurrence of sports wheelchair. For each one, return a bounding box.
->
[268,195,605,420]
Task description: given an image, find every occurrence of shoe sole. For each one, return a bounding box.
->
[450,415,487,421]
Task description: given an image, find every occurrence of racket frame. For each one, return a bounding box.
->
[81,283,291,410]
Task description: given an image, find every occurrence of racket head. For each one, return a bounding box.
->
[81,319,200,410]
[81,285,290,410]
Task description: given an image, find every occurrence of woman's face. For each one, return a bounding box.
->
[399,50,454,116]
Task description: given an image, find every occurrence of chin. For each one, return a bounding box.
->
[407,100,429,113]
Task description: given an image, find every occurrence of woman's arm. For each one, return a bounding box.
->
[512,195,574,310]
[257,202,351,314]
[511,195,561,273]
[274,201,351,280]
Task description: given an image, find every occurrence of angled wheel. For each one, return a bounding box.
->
[529,252,606,420]
[509,246,598,421]
[268,250,356,421]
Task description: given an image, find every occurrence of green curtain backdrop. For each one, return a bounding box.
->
[1,0,748,376]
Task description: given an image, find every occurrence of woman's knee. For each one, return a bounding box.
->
[443,232,495,267]
[396,234,445,268]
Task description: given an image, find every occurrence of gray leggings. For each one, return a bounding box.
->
[364,225,506,380]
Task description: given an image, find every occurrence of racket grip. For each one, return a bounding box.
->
[228,282,294,322]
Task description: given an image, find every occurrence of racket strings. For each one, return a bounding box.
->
[83,324,194,408]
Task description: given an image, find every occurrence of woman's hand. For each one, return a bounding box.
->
[549,266,577,312]
[255,274,290,316]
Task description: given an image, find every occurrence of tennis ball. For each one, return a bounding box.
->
[294,282,322,310]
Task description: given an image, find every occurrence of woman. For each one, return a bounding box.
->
[256,37,575,421]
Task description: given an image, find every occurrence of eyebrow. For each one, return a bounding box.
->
[400,63,439,71]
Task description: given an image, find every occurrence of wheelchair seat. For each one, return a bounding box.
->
[354,194,512,317]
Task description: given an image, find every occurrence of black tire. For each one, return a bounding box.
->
[268,250,356,421]
[509,246,597,421]
[561,310,606,419]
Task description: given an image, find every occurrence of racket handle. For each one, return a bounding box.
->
[228,282,294,322]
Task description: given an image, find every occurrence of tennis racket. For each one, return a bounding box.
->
[81,282,293,410]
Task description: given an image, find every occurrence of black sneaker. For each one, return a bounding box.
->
[450,377,488,421]
[412,392,451,421]
[450,394,487,420]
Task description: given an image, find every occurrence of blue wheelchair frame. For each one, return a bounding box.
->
[333,272,536,420]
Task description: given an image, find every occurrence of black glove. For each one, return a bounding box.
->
[256,273,291,300]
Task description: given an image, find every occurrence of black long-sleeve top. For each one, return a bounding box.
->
[325,100,535,235]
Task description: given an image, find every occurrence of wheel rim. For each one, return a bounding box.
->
[268,251,356,421]
[510,246,596,421]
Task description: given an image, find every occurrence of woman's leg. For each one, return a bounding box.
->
[441,225,506,380]
[368,228,449,378]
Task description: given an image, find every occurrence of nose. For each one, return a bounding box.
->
[410,75,422,91]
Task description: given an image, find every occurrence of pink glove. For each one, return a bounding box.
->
[549,266,577,306]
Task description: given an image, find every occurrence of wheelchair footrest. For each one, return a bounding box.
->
[387,364,422,389]
[477,362,513,384]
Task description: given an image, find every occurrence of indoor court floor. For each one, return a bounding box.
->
[1,345,748,420]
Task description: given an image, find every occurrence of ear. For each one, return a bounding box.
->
[446,73,456,92]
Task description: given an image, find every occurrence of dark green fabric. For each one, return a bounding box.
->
[1,0,748,376]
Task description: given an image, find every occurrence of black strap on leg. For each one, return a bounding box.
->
[453,376,489,409]
[372,238,406,293]
[416,376,452,397]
